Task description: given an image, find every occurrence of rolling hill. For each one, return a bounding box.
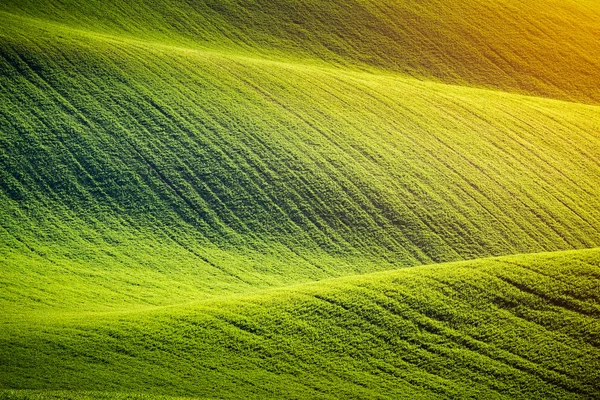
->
[2,6,600,310]
[1,0,599,398]
[2,249,600,399]
[2,0,600,103]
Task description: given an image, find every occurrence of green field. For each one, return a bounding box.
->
[2,250,600,399]
[1,0,600,398]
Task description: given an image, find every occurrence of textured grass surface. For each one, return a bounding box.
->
[2,13,600,312]
[2,0,600,103]
[2,0,600,398]
[0,391,197,400]
[2,249,600,399]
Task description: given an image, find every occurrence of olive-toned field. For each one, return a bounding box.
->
[1,0,599,398]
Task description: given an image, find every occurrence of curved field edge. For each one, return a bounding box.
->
[1,0,600,104]
[2,248,599,399]
[2,16,600,312]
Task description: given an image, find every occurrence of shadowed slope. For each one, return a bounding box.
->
[2,17,600,311]
[1,0,600,103]
[2,248,600,399]
[2,2,600,398]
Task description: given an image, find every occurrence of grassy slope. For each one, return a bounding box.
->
[2,0,600,103]
[2,15,600,311]
[2,249,600,399]
[2,0,600,398]
[0,392,194,400]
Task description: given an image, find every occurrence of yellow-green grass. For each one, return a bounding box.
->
[2,0,600,103]
[2,1,600,398]
[2,13,600,313]
[2,249,600,399]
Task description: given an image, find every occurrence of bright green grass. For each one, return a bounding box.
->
[2,248,600,399]
[2,1,600,398]
[1,0,600,103]
[2,13,600,312]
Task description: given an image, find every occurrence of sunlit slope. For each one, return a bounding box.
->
[2,19,600,311]
[2,0,600,103]
[2,6,600,399]
[2,249,600,399]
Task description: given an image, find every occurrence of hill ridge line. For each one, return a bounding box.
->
[6,247,599,320]
[3,9,597,107]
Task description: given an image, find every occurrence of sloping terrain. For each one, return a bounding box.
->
[1,12,600,311]
[2,249,600,399]
[2,0,600,103]
[1,0,600,398]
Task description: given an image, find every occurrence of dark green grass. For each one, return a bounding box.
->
[0,391,198,400]
[2,1,600,398]
[2,13,600,312]
[2,249,600,399]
